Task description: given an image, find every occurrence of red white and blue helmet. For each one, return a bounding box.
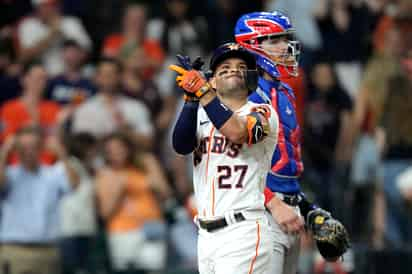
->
[235,11,300,78]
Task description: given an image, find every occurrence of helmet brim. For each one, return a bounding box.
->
[210,50,256,74]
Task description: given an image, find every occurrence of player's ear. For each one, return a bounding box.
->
[209,77,216,90]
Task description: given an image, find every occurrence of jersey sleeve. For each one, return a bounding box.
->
[239,103,277,148]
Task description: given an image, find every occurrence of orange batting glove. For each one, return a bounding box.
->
[169,65,211,98]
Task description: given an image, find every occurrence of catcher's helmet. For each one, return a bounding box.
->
[235,11,300,78]
[209,42,256,73]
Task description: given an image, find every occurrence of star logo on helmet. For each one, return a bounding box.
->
[228,44,240,50]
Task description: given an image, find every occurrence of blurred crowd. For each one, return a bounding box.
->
[0,0,412,274]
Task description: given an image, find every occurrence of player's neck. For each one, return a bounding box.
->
[218,94,247,111]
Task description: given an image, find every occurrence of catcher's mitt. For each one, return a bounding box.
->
[307,208,350,261]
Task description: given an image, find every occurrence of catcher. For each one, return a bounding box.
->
[234,11,350,270]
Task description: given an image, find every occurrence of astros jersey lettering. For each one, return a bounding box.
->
[192,101,278,218]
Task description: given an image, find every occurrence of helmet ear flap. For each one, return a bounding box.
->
[245,70,258,93]
[205,70,213,80]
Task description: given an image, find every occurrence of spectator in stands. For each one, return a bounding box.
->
[45,39,96,106]
[351,26,404,249]
[102,3,164,81]
[71,58,153,149]
[380,52,412,248]
[303,61,353,218]
[315,0,383,97]
[17,0,92,76]
[352,27,404,171]
[121,49,166,132]
[59,132,98,274]
[0,126,79,274]
[147,0,207,131]
[96,133,171,273]
[148,0,207,59]
[0,63,60,164]
[373,0,412,54]
[265,0,323,71]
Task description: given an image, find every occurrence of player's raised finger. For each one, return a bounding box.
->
[169,65,187,74]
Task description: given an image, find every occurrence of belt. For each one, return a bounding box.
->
[276,193,301,206]
[198,212,246,232]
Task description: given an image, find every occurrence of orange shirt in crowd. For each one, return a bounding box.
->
[373,15,412,54]
[373,16,394,54]
[107,168,163,233]
[0,99,60,164]
[102,34,165,79]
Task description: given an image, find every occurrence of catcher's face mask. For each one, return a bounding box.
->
[257,34,301,77]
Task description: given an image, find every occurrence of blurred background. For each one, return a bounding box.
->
[0,0,411,273]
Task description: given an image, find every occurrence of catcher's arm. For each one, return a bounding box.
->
[265,192,305,234]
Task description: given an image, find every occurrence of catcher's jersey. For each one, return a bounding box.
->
[193,101,278,219]
[249,77,303,194]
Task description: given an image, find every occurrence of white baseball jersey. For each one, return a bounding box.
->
[193,101,278,219]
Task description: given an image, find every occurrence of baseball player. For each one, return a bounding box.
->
[170,43,278,274]
[235,11,350,273]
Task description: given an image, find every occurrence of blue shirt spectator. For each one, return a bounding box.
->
[0,126,79,244]
[0,163,70,243]
[44,39,96,105]
[45,75,96,105]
